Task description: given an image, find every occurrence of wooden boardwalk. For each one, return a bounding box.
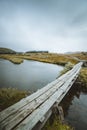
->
[0,62,83,130]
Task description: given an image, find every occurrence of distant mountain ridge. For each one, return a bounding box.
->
[0,47,87,56]
[26,50,49,53]
[65,51,82,54]
[0,47,16,54]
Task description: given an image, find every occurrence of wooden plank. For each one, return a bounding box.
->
[0,82,64,129]
[0,71,71,122]
[0,63,79,124]
[0,62,82,130]
[14,66,82,130]
[15,89,64,130]
[1,69,77,129]
[0,62,79,122]
[0,79,61,122]
[0,73,69,120]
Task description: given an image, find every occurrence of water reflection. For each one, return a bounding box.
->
[60,83,87,130]
[0,60,63,91]
[42,83,87,130]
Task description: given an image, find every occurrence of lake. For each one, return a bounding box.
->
[0,59,63,91]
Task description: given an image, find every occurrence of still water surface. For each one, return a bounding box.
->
[65,92,87,130]
[0,59,63,91]
[60,85,87,130]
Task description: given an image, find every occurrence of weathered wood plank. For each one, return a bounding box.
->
[0,74,68,121]
[0,62,83,130]
[14,64,82,130]
[0,62,79,122]
[0,68,78,129]
[0,72,71,123]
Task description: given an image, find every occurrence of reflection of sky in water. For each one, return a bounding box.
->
[0,60,63,91]
[66,93,87,130]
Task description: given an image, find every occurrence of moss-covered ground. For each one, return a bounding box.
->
[77,68,87,88]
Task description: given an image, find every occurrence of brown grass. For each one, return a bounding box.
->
[77,68,87,87]
[0,88,30,111]
[0,54,23,64]
[57,62,87,88]
[59,62,74,76]
[42,114,73,130]
[69,52,87,60]
[0,53,78,65]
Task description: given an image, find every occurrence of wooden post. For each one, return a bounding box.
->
[52,102,65,123]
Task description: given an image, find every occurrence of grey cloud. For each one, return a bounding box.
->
[0,0,87,52]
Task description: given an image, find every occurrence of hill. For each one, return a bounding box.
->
[0,47,16,54]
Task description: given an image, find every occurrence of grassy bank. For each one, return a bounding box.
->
[0,54,23,64]
[0,88,30,111]
[76,68,87,87]
[59,62,74,76]
[58,62,87,88]
[42,113,73,130]
[0,53,78,65]
[69,52,87,60]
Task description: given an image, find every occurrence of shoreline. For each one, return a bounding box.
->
[0,53,78,65]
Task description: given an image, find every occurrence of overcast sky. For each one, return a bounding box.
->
[0,0,87,53]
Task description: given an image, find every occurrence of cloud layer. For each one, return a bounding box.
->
[0,0,87,52]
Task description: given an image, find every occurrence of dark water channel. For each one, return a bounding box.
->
[60,84,87,130]
[0,59,87,130]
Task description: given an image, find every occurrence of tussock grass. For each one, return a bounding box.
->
[69,52,87,60]
[8,57,23,64]
[59,62,87,88]
[0,53,78,65]
[25,53,78,65]
[0,88,30,111]
[42,114,73,130]
[77,68,87,87]
[59,62,74,76]
[0,54,23,64]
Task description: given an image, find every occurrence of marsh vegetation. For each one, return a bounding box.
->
[0,52,78,65]
[42,114,73,130]
[0,88,30,111]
